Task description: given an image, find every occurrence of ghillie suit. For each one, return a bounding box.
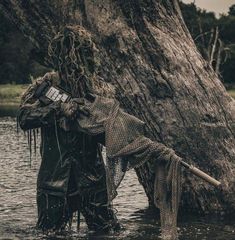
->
[18,26,119,233]
[47,25,115,98]
[19,25,182,238]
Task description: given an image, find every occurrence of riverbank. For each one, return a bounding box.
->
[0,84,28,106]
[228,89,235,99]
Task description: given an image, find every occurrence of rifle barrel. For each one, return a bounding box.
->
[180,160,221,187]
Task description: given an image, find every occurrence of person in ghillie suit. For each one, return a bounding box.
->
[18,26,120,233]
[19,25,183,237]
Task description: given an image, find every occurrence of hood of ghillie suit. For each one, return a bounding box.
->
[48,25,115,98]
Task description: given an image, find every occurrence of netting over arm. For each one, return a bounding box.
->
[66,95,182,234]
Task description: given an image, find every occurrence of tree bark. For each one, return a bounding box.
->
[2,0,235,215]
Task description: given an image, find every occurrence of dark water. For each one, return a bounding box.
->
[0,116,235,240]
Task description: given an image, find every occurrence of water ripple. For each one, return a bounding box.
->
[0,117,235,240]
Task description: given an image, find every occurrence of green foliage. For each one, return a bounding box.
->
[179,3,217,39]
[0,12,49,85]
[218,15,235,44]
[229,4,235,16]
[180,2,235,85]
[0,13,31,84]
[220,45,235,85]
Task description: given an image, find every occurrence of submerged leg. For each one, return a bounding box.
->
[36,192,72,232]
[81,189,120,233]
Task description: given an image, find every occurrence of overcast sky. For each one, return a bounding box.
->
[181,0,234,16]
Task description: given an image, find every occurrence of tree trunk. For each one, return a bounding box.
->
[2,0,235,215]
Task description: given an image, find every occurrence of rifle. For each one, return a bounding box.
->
[34,80,222,188]
[180,160,221,187]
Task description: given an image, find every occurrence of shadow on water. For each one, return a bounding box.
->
[0,111,235,240]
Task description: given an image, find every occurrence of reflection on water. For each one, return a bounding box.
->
[0,117,235,240]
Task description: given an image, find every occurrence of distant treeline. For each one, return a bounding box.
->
[180,2,235,86]
[0,13,49,84]
[0,3,235,86]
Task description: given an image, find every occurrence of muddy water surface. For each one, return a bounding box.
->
[0,116,235,240]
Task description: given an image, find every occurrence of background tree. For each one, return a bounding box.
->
[0,11,49,84]
[1,2,235,87]
[180,2,235,86]
[229,4,235,16]
[1,0,235,217]
[218,6,235,86]
[0,12,31,84]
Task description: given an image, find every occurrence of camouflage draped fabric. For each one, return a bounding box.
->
[60,93,182,237]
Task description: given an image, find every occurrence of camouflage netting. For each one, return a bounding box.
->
[59,93,182,237]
